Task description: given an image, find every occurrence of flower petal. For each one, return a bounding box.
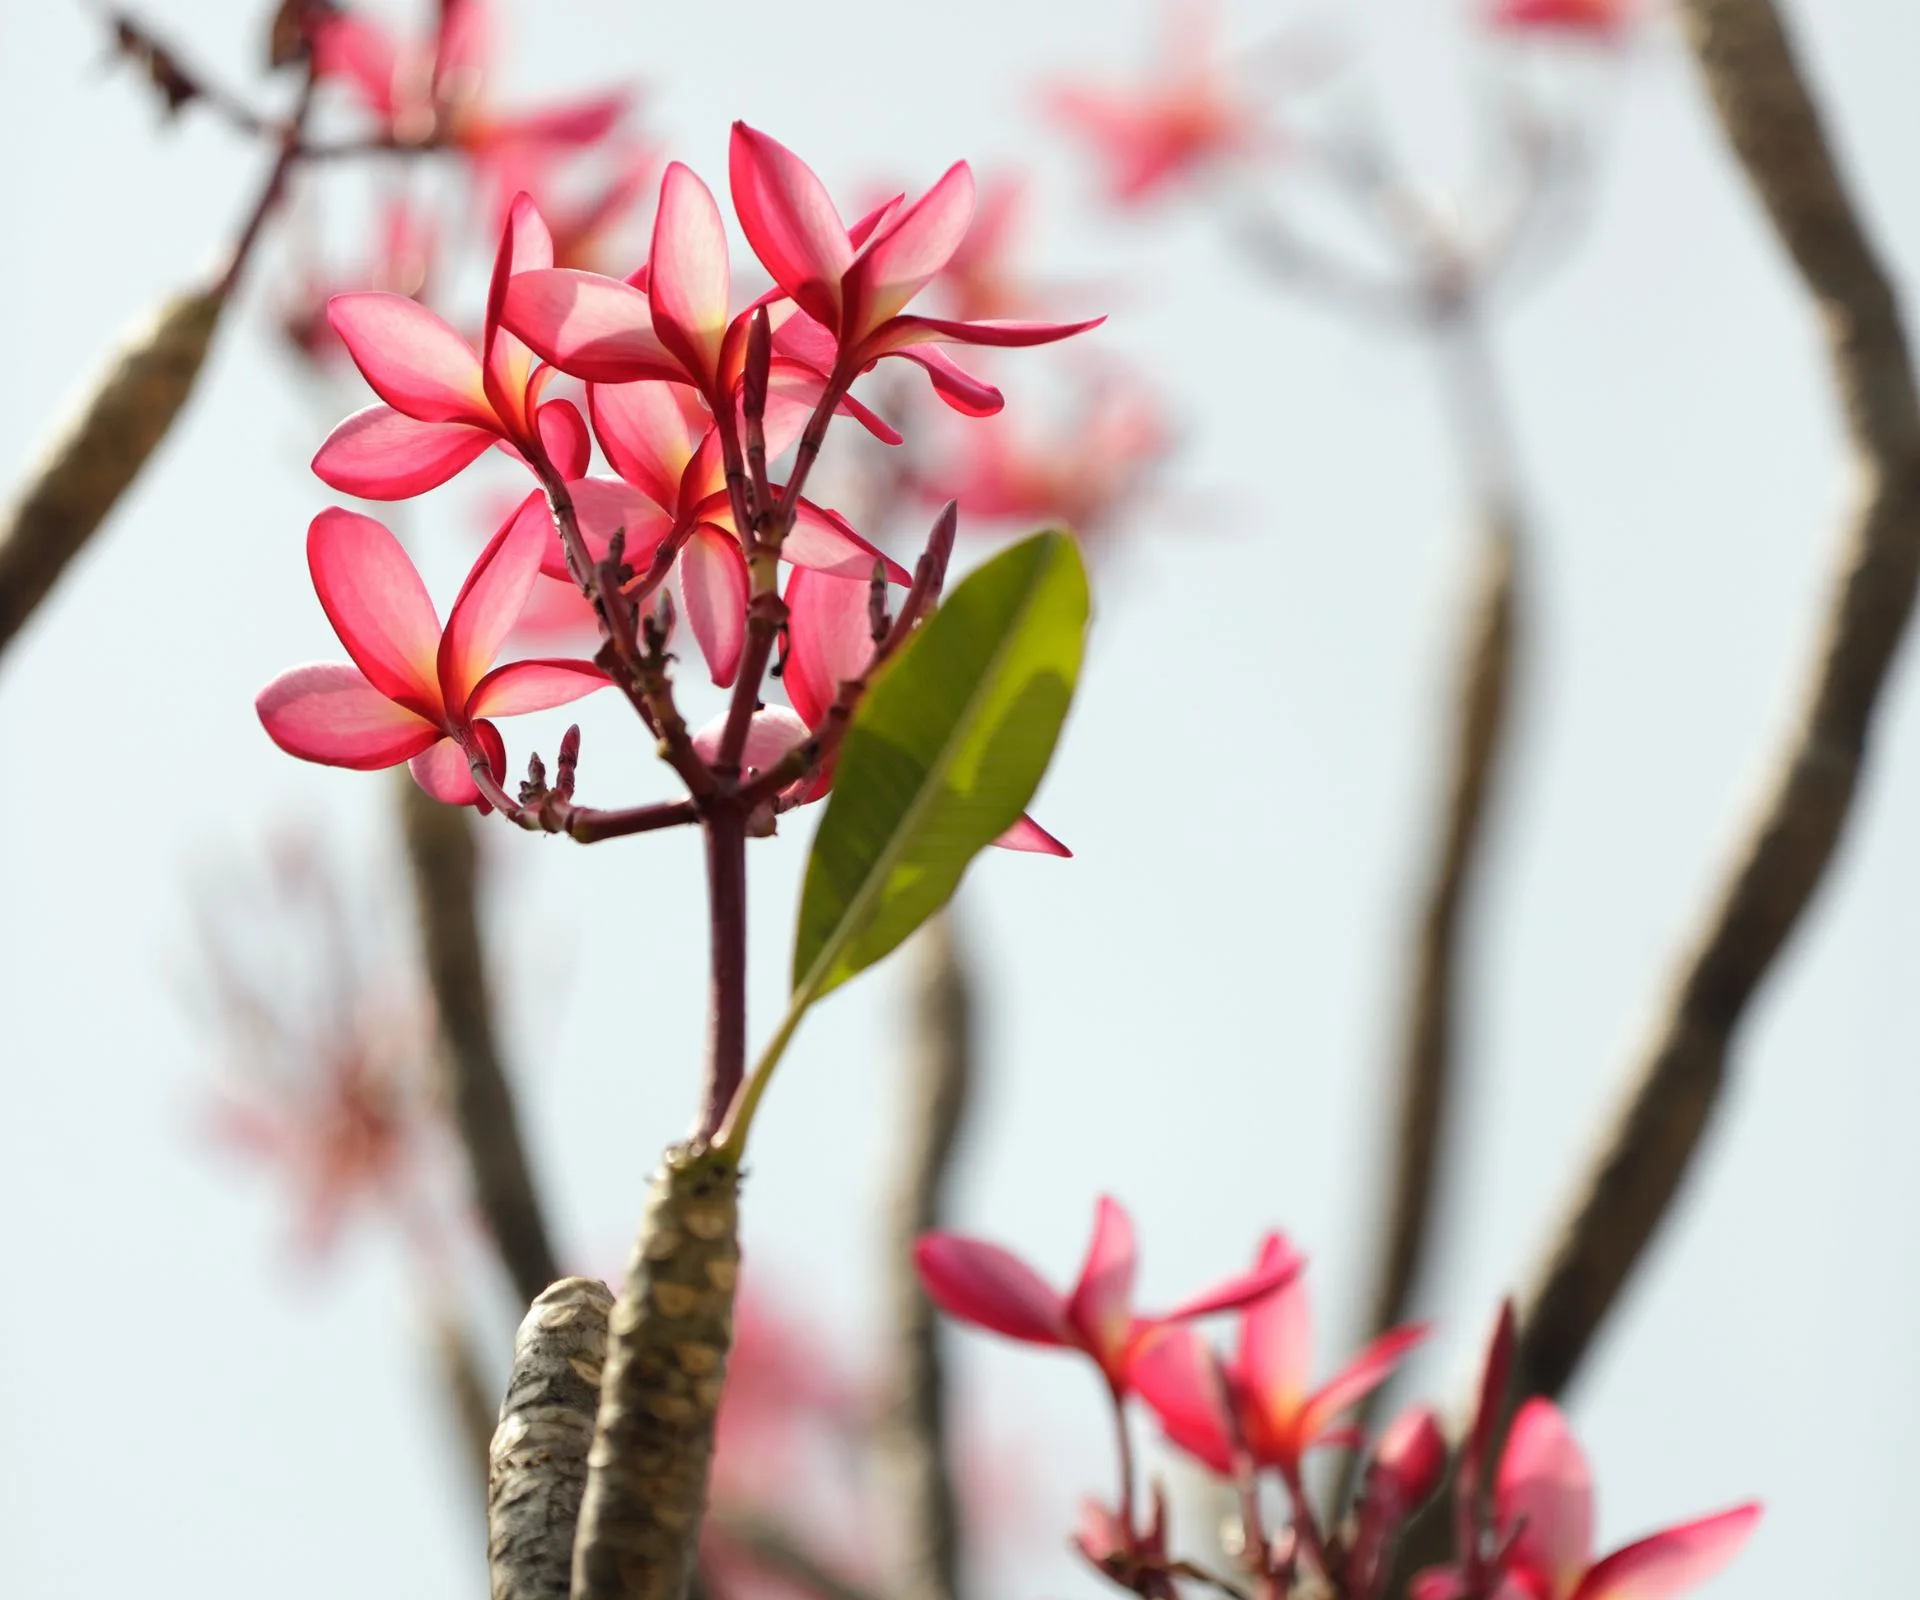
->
[1498,1399,1596,1594]
[589,380,702,510]
[468,658,610,718]
[1130,1326,1234,1474]
[1573,1505,1761,1600]
[849,161,975,339]
[886,343,1005,417]
[537,398,591,479]
[483,194,556,434]
[680,522,750,686]
[309,13,399,117]
[650,162,732,393]
[408,733,483,807]
[573,476,677,576]
[862,311,1108,359]
[307,507,443,717]
[256,663,441,768]
[1065,1196,1138,1370]
[328,293,489,425]
[993,814,1072,855]
[782,566,872,729]
[1298,1323,1430,1448]
[1236,1235,1316,1436]
[439,496,549,704]
[690,704,809,778]
[913,1232,1071,1346]
[478,88,633,153]
[501,268,685,384]
[728,122,853,331]
[311,405,496,500]
[782,500,912,582]
[1162,1232,1305,1322]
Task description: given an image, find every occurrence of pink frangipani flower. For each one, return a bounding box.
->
[501,130,1103,431]
[314,194,585,500]
[728,124,1105,401]
[783,565,1066,854]
[1131,1234,1428,1475]
[1485,0,1638,37]
[914,1197,1302,1395]
[256,506,607,809]
[1413,1400,1760,1600]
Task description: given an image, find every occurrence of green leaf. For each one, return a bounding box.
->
[792,529,1089,1002]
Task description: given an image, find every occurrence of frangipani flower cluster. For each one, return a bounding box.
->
[919,1205,1759,1600]
[260,123,1101,823]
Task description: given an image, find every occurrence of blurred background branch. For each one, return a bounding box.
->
[1514,0,1920,1408]
[879,914,974,1600]
[400,777,563,1306]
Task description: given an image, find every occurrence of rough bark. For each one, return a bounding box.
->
[0,282,225,660]
[879,916,972,1600]
[572,1143,741,1600]
[490,1278,616,1600]
[399,779,563,1306]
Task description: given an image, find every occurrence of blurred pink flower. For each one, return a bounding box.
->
[281,195,436,368]
[918,377,1171,542]
[309,0,632,171]
[1485,0,1639,36]
[1413,1400,1760,1600]
[1050,2,1270,205]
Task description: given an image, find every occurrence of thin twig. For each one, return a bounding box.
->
[398,778,563,1307]
[878,914,974,1600]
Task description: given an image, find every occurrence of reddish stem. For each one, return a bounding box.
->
[697,810,750,1139]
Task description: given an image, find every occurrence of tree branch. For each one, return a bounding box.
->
[490,1278,615,1600]
[398,779,563,1307]
[1512,0,1920,1407]
[879,914,974,1600]
[571,1143,740,1600]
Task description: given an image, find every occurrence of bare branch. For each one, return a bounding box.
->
[1513,0,1920,1406]
[879,915,974,1600]
[398,779,563,1306]
[490,1278,615,1600]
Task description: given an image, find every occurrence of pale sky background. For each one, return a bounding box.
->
[3,1,1917,1595]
